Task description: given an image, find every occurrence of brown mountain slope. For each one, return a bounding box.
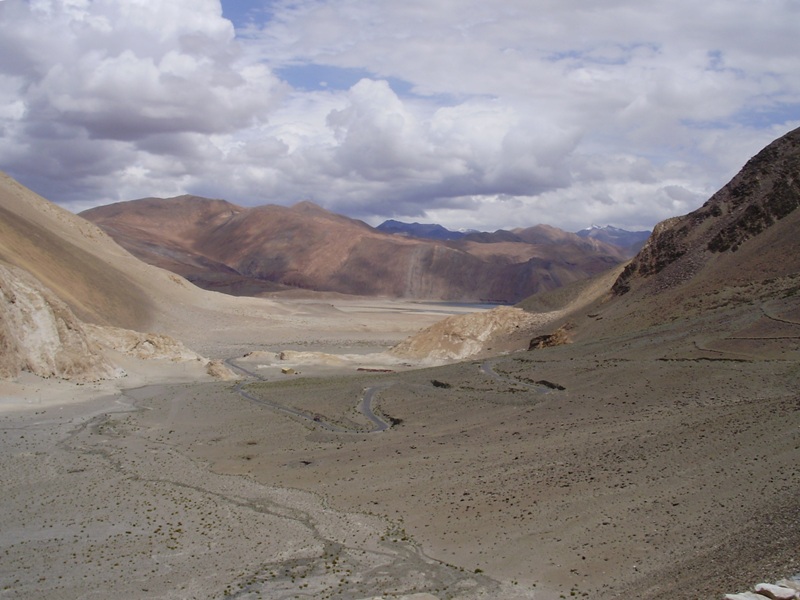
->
[81,198,624,303]
[0,171,154,330]
[613,126,800,297]
[0,170,311,337]
[397,126,800,360]
[0,171,256,380]
[548,125,800,346]
[0,172,251,336]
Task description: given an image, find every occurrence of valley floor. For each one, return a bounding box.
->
[1,298,799,599]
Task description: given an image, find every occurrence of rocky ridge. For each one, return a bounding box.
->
[613,126,800,295]
[390,305,561,361]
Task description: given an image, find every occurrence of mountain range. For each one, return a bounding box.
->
[2,124,799,600]
[576,224,650,254]
[388,126,800,362]
[2,125,798,380]
[80,200,627,303]
[379,219,650,257]
[376,219,472,241]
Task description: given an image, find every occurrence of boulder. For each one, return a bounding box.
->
[754,583,800,600]
[528,323,572,350]
[206,359,237,380]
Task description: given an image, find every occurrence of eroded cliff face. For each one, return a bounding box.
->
[0,262,120,381]
[613,126,800,295]
[0,262,236,382]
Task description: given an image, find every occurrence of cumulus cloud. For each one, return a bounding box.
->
[0,0,285,202]
[1,0,799,231]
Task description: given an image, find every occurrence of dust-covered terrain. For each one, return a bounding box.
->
[3,291,798,600]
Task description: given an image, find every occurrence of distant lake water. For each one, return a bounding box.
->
[426,301,509,310]
[413,301,510,315]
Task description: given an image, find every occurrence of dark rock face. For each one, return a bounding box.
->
[700,128,800,254]
[611,218,687,295]
[528,323,571,350]
[613,127,800,295]
[706,176,800,253]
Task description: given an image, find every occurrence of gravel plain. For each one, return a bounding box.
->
[2,297,799,599]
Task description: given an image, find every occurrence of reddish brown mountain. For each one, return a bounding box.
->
[81,198,625,303]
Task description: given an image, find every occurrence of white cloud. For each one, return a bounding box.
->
[1,0,799,231]
[0,0,285,201]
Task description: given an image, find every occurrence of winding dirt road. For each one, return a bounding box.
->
[479,358,560,393]
[225,358,394,433]
[226,356,562,435]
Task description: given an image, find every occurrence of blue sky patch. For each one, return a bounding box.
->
[737,102,800,128]
[220,0,273,30]
[277,63,415,95]
[682,102,800,131]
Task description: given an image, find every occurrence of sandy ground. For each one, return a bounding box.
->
[1,296,799,599]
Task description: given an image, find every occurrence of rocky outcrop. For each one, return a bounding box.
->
[205,359,238,380]
[86,325,236,378]
[85,325,208,362]
[613,126,800,295]
[612,217,686,294]
[528,323,572,350]
[725,578,800,600]
[391,305,560,361]
[0,262,121,381]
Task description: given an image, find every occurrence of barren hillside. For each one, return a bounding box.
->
[397,126,800,361]
[0,172,155,330]
[0,171,275,380]
[82,198,624,303]
[526,125,800,345]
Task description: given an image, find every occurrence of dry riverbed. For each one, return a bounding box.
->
[2,298,799,599]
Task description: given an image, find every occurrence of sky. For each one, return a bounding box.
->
[1,0,799,232]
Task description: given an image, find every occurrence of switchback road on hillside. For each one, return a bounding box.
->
[479,358,563,393]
